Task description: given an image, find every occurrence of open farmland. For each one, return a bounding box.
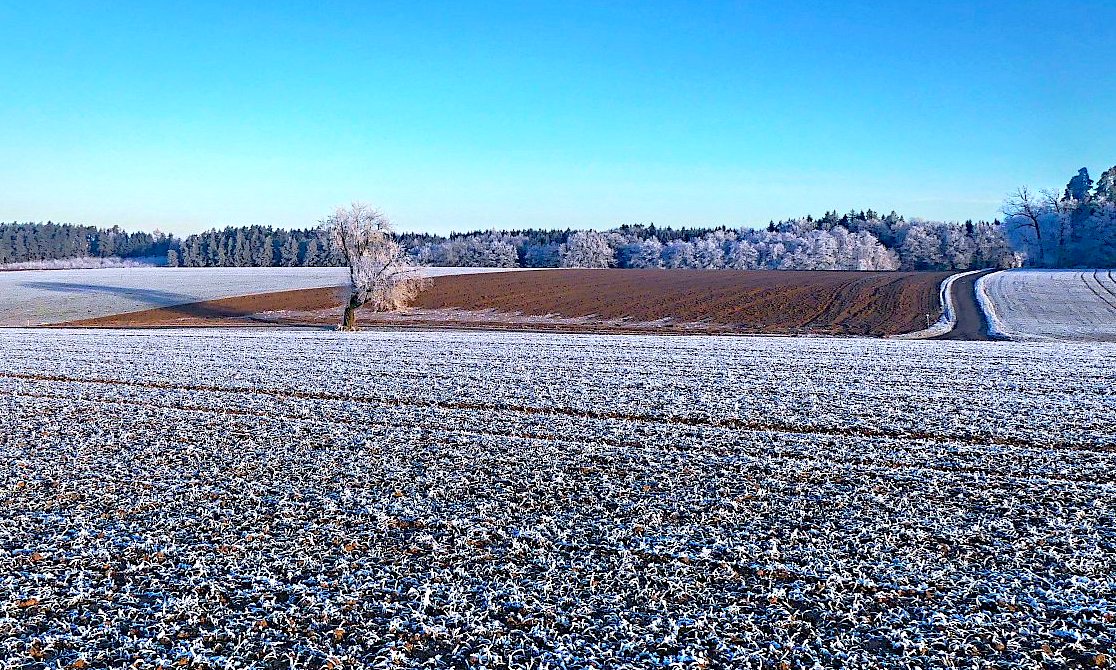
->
[1,328,1113,668]
[978,269,1116,341]
[0,267,519,327]
[65,269,951,336]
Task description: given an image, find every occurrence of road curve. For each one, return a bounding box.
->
[932,270,996,341]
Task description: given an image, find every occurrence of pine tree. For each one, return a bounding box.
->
[1063,168,1093,202]
[280,236,300,266]
[1094,166,1116,202]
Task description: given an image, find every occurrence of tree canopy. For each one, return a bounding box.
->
[6,165,1114,272]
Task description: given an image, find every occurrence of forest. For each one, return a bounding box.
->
[0,223,174,265]
[4,165,1114,272]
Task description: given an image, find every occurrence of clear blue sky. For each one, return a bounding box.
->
[2,1,1114,235]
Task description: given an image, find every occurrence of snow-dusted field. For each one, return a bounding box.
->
[978,269,1116,341]
[0,266,521,326]
[0,329,1113,668]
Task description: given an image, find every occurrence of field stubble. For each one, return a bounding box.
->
[0,329,1113,668]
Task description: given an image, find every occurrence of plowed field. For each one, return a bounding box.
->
[67,269,950,336]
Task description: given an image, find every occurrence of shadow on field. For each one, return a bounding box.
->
[54,284,350,327]
[20,281,193,305]
[22,281,271,321]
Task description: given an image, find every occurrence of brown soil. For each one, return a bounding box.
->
[63,269,951,337]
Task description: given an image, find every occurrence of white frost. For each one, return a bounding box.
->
[0,328,1112,666]
[977,269,1116,341]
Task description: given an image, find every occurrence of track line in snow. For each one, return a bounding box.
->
[976,269,1116,341]
[1081,271,1116,313]
[1091,269,1116,307]
[3,370,1111,453]
[8,390,1110,490]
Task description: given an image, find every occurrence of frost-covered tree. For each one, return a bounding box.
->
[726,239,760,269]
[809,230,841,269]
[942,226,976,270]
[280,237,300,266]
[661,239,696,268]
[326,203,429,331]
[1087,202,1116,266]
[999,165,1116,268]
[1095,166,1116,202]
[860,235,902,270]
[838,229,900,270]
[303,238,324,266]
[756,239,787,268]
[898,223,946,270]
[559,231,615,268]
[523,242,561,267]
[458,236,519,267]
[416,233,522,268]
[969,222,1017,269]
[627,237,664,268]
[692,236,726,268]
[699,230,741,268]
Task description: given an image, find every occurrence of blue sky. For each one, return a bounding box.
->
[2,1,1114,235]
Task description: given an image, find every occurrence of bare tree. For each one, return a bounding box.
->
[1041,188,1076,267]
[1001,187,1046,266]
[325,203,429,331]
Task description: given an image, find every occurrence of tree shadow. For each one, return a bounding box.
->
[19,281,195,305]
[142,302,266,320]
[24,281,348,326]
[20,281,264,321]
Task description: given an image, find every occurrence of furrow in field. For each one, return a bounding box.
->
[1091,269,1116,305]
[6,389,1111,493]
[978,269,1116,341]
[3,370,1111,453]
[1081,271,1116,312]
[1,328,1113,667]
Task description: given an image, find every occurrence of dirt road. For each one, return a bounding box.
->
[933,271,995,341]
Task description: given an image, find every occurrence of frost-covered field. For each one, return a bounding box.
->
[979,269,1116,341]
[0,329,1113,668]
[0,266,522,326]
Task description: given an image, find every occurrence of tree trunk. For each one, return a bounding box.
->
[1022,218,1045,267]
[340,293,360,331]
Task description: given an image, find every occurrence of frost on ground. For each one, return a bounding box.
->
[0,256,161,271]
[0,329,1114,669]
[978,269,1116,341]
[0,266,525,326]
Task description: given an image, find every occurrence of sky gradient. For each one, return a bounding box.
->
[2,1,1114,235]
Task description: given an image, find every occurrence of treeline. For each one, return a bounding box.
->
[5,164,1113,271]
[168,226,339,268]
[167,216,1009,271]
[1000,166,1116,268]
[0,215,1025,272]
[0,222,173,265]
[407,214,1010,271]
